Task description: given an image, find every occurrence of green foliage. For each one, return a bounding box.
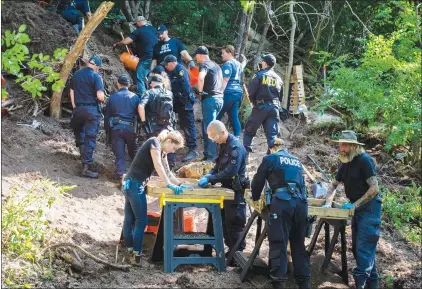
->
[239,101,252,128]
[240,0,255,13]
[1,180,75,287]
[314,3,421,152]
[1,24,68,98]
[381,184,422,245]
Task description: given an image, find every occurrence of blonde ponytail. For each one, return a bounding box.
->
[157,130,185,147]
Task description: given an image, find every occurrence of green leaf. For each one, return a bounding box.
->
[18,24,27,33]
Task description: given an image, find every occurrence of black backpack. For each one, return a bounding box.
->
[153,88,174,126]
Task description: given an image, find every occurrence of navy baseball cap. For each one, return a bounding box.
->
[118,74,131,86]
[160,55,177,66]
[89,56,102,67]
[261,54,276,67]
[151,75,163,83]
[193,46,209,55]
[152,65,165,74]
[157,24,168,34]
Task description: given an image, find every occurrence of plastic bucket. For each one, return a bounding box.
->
[188,67,199,87]
[184,214,195,233]
[120,52,140,71]
[145,211,161,234]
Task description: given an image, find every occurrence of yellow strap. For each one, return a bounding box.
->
[160,194,225,209]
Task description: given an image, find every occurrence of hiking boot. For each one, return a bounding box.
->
[82,164,99,178]
[132,254,151,269]
[183,150,199,162]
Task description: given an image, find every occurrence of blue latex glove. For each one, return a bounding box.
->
[167,184,184,195]
[198,176,209,188]
[204,173,212,178]
[341,203,356,210]
[180,184,194,190]
[321,204,331,208]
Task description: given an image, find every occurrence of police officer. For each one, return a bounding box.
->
[151,24,195,70]
[198,120,248,254]
[251,139,310,289]
[243,54,283,156]
[113,16,158,95]
[161,55,199,162]
[70,56,105,178]
[105,74,141,181]
[195,46,224,161]
[139,75,177,168]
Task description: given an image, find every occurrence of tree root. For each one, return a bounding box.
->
[43,242,131,271]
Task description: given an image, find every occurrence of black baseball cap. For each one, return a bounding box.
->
[152,65,165,74]
[118,74,131,86]
[151,75,163,83]
[193,46,209,56]
[261,54,276,67]
[157,24,168,34]
[160,55,177,66]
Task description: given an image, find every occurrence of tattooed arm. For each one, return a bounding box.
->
[353,176,379,207]
[324,179,340,206]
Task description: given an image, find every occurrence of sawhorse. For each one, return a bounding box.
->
[226,208,269,282]
[307,218,349,285]
[151,195,226,273]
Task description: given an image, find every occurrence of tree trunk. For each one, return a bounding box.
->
[239,4,255,57]
[144,0,151,20]
[122,0,135,22]
[235,11,247,59]
[282,1,297,109]
[253,1,272,69]
[50,2,115,119]
[129,0,141,18]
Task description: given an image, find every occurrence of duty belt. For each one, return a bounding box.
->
[255,99,280,106]
[76,103,96,107]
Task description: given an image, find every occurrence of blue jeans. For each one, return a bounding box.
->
[136,59,152,95]
[352,195,382,289]
[217,94,242,138]
[201,96,223,158]
[111,128,137,177]
[243,103,280,153]
[71,106,101,164]
[122,179,148,253]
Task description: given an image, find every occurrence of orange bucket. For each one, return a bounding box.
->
[184,214,195,233]
[120,52,140,71]
[188,67,199,87]
[145,211,161,234]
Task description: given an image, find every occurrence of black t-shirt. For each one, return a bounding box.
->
[128,24,158,60]
[199,60,224,96]
[125,137,161,182]
[335,152,376,202]
[152,38,185,64]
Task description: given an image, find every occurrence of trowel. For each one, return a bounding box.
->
[302,165,328,198]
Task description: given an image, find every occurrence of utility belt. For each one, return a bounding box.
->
[255,99,280,107]
[231,175,250,204]
[109,117,137,132]
[272,183,306,201]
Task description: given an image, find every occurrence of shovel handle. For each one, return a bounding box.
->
[120,32,131,55]
[302,165,316,183]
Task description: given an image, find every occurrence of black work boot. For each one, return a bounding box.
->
[183,150,199,162]
[82,164,99,178]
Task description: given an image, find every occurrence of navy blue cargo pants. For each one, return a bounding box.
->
[111,127,137,177]
[174,102,197,151]
[222,199,247,252]
[268,195,310,288]
[71,106,101,165]
[352,195,382,289]
[243,103,280,153]
[59,6,83,32]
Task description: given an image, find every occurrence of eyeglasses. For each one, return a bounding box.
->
[209,134,220,141]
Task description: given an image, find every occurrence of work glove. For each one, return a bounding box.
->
[341,203,355,210]
[180,184,194,190]
[198,176,209,188]
[321,204,331,208]
[167,184,184,195]
[188,60,196,69]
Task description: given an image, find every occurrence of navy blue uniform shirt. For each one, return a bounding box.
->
[222,59,243,93]
[71,67,104,105]
[335,152,376,202]
[128,24,158,60]
[107,88,141,130]
[251,149,304,201]
[248,68,283,104]
[208,134,247,187]
[153,38,185,64]
[168,63,194,106]
[199,60,224,96]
